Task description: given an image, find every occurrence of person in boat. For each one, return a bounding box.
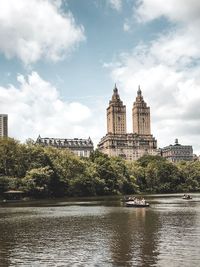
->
[134,198,139,204]
[183,194,192,199]
[126,196,135,201]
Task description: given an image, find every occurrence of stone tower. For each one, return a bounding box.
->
[132,86,151,135]
[107,85,126,134]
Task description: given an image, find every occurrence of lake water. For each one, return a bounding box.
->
[0,194,200,267]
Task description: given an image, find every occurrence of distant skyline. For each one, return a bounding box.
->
[0,0,200,153]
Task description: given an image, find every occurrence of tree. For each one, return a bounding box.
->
[0,138,20,176]
[126,161,145,192]
[22,166,54,197]
[144,160,181,193]
[138,155,165,168]
[0,176,9,195]
[177,161,200,192]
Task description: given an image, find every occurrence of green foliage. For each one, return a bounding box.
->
[144,160,181,193]
[0,139,200,198]
[138,154,166,167]
[126,161,145,192]
[22,166,54,197]
[0,176,9,194]
[90,151,137,195]
[127,155,197,193]
[0,138,20,176]
[176,161,200,192]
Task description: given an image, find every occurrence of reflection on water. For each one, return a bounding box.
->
[0,194,200,266]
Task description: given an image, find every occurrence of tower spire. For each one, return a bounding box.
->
[113,83,118,94]
[137,85,142,96]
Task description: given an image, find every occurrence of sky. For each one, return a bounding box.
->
[0,0,200,154]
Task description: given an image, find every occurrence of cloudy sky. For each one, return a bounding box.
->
[0,0,200,154]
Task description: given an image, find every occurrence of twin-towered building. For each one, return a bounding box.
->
[98,85,157,160]
[35,85,157,160]
[34,84,194,162]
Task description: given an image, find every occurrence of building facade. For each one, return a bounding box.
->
[36,135,94,157]
[107,85,127,135]
[98,86,157,160]
[161,139,193,162]
[132,86,151,135]
[0,114,8,138]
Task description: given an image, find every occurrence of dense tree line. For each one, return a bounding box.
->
[0,138,200,198]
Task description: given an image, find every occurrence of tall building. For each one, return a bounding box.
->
[98,86,157,160]
[0,114,8,137]
[36,135,94,157]
[132,86,151,135]
[161,139,193,162]
[107,84,126,135]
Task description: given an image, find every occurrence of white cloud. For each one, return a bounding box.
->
[133,0,200,68]
[0,0,85,64]
[149,30,200,67]
[106,0,200,154]
[108,0,122,11]
[0,72,95,141]
[123,21,131,32]
[109,53,200,153]
[135,0,200,24]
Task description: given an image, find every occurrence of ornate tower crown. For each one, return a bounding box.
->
[110,84,122,104]
[135,85,145,104]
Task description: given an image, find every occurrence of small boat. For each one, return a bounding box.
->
[182,194,192,200]
[125,200,150,208]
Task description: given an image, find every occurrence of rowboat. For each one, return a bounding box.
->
[125,200,150,207]
[182,194,192,200]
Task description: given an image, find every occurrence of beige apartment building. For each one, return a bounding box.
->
[161,139,193,162]
[0,114,8,138]
[36,135,94,157]
[98,85,157,160]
